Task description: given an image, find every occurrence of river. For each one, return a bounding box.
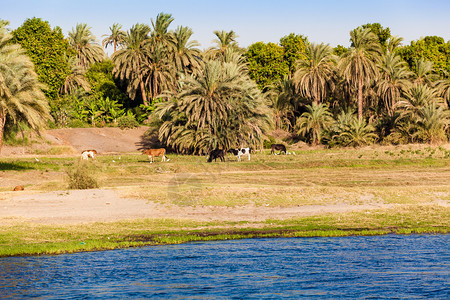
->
[1,234,448,298]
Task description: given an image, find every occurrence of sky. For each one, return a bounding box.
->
[2,0,450,55]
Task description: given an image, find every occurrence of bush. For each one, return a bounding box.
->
[117,115,139,129]
[263,136,276,149]
[68,119,90,128]
[67,163,99,189]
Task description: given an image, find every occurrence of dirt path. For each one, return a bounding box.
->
[0,188,392,225]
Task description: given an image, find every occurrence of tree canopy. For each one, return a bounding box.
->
[11,17,72,100]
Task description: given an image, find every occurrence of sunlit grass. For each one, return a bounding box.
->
[0,205,448,257]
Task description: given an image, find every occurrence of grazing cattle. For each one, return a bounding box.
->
[207,148,225,162]
[142,148,166,163]
[13,185,24,191]
[228,147,251,161]
[270,144,287,155]
[81,149,97,160]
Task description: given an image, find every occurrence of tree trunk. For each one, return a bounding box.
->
[0,109,6,154]
[140,79,148,106]
[357,76,363,120]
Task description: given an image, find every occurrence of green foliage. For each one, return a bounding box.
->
[333,45,348,56]
[296,103,333,145]
[398,36,450,76]
[11,17,73,100]
[67,162,99,189]
[85,60,129,105]
[245,42,289,90]
[67,119,90,128]
[279,33,308,74]
[1,27,50,150]
[117,114,139,129]
[361,23,391,49]
[326,111,378,147]
[263,135,276,149]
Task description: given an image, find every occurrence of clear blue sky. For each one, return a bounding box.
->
[2,0,449,54]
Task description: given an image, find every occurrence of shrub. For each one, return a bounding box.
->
[325,111,378,147]
[67,163,99,189]
[263,136,276,149]
[68,119,90,128]
[117,115,139,129]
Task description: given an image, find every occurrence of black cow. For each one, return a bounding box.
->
[270,144,287,155]
[207,148,225,162]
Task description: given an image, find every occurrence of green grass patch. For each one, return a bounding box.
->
[1,206,448,257]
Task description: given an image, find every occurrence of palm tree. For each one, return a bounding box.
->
[144,43,175,101]
[296,103,333,145]
[207,30,239,58]
[155,57,270,153]
[102,23,126,53]
[293,43,336,105]
[178,60,237,132]
[170,26,201,75]
[376,52,412,115]
[150,12,174,48]
[112,23,151,105]
[0,28,50,152]
[268,77,297,130]
[339,27,382,120]
[412,58,438,85]
[386,35,403,54]
[60,54,91,94]
[436,71,450,107]
[334,118,378,146]
[413,102,449,143]
[396,83,443,114]
[68,23,105,69]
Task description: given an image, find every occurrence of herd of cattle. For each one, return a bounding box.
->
[80,144,289,163]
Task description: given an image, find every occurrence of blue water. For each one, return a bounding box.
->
[0,234,449,299]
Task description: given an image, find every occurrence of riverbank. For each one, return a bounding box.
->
[1,143,449,257]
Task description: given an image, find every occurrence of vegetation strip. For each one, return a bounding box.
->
[1,205,448,257]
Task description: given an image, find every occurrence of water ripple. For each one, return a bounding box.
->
[0,234,449,299]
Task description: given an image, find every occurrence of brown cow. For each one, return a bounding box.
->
[13,185,24,191]
[142,148,167,163]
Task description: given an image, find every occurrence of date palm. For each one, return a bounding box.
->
[0,28,50,152]
[296,103,333,145]
[207,30,239,59]
[386,35,403,54]
[150,12,174,48]
[436,71,450,107]
[413,102,449,143]
[60,54,91,94]
[156,58,270,153]
[112,23,151,105]
[339,27,382,120]
[144,43,175,101]
[268,77,297,130]
[102,23,126,53]
[396,83,443,114]
[293,43,336,105]
[377,52,412,116]
[68,23,105,69]
[412,58,438,85]
[170,26,201,75]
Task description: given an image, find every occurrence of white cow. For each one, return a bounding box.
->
[228,147,251,161]
[81,149,97,160]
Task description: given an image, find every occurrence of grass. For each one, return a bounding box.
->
[0,205,447,257]
[0,144,449,257]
